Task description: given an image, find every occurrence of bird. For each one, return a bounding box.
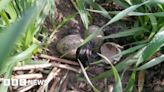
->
[76,41,100,67]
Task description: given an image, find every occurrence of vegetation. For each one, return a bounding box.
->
[0,0,164,91]
[0,0,54,91]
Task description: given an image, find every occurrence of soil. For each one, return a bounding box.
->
[144,63,164,92]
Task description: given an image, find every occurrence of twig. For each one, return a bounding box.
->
[52,62,80,73]
[40,54,79,66]
[18,85,35,92]
[12,74,43,79]
[13,63,52,71]
[49,77,60,92]
[37,67,61,92]
[60,73,69,92]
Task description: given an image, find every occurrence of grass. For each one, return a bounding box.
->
[0,0,164,92]
[0,0,53,91]
[75,0,164,92]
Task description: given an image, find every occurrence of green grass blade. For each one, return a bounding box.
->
[80,27,104,46]
[0,0,47,73]
[0,64,13,92]
[34,0,50,34]
[148,15,157,39]
[104,0,150,26]
[136,27,164,66]
[113,44,146,58]
[151,0,164,4]
[109,11,164,17]
[102,27,145,39]
[82,1,150,45]
[78,59,100,92]
[153,12,164,17]
[0,44,37,91]
[0,11,9,26]
[49,0,55,23]
[112,0,129,8]
[125,0,133,5]
[128,12,150,16]
[84,0,111,19]
[125,71,136,92]
[93,49,145,80]
[128,12,164,17]
[72,0,89,30]
[137,54,164,70]
[98,53,122,92]
[5,2,17,22]
[7,44,38,65]
[0,0,11,12]
[0,6,37,63]
[93,57,136,80]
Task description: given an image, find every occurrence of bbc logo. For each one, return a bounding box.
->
[3,79,46,86]
[3,79,27,86]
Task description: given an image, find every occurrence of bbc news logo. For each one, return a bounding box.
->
[3,79,47,86]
